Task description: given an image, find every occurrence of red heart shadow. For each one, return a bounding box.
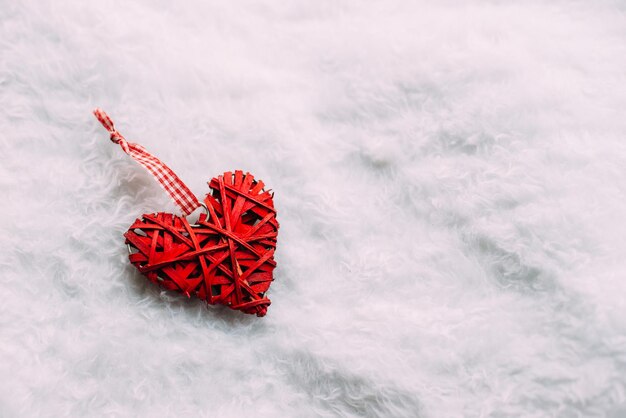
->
[124,171,279,317]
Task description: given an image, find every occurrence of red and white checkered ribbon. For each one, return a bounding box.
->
[93,108,201,216]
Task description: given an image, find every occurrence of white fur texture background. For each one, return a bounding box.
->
[1,1,626,417]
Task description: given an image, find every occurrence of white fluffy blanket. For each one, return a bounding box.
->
[1,1,625,417]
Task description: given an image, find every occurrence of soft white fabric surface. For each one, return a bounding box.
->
[1,1,626,417]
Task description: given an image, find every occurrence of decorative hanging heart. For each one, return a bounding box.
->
[125,171,279,317]
[93,109,279,317]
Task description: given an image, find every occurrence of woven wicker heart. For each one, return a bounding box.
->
[124,171,279,317]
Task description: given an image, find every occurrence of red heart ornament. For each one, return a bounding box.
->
[124,170,279,317]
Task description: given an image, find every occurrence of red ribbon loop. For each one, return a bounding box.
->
[93,108,201,216]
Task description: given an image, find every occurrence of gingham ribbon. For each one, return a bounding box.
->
[93,108,201,216]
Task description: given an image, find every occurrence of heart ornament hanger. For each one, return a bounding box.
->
[94,109,279,317]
